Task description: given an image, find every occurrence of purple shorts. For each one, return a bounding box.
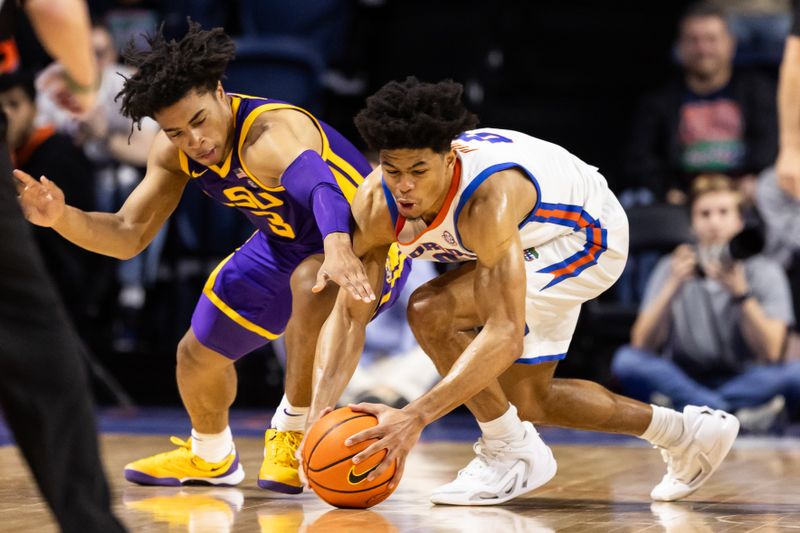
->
[191,232,410,360]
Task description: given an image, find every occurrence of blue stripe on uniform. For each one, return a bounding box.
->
[515,353,567,364]
[452,162,542,251]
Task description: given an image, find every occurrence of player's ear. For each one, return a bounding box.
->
[215,81,225,100]
[445,148,457,168]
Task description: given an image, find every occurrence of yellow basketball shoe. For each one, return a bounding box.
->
[258,429,303,493]
[124,436,245,486]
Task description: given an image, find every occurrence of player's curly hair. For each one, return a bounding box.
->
[116,20,235,127]
[355,77,479,153]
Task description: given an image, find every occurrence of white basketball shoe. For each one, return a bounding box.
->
[431,421,557,506]
[650,405,740,502]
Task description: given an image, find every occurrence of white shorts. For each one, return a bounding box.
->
[518,191,629,364]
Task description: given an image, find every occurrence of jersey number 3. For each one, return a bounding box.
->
[223,186,296,239]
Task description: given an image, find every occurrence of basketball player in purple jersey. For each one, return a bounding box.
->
[15,22,408,493]
[307,78,739,505]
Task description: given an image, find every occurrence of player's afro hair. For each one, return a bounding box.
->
[116,20,235,127]
[355,77,478,153]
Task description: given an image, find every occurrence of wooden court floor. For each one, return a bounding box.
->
[1,434,798,532]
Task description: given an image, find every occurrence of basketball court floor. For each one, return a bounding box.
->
[1,409,799,532]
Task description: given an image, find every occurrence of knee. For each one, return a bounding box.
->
[290,256,322,296]
[176,333,215,373]
[407,284,451,338]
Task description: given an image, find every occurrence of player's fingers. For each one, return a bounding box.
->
[351,439,385,465]
[387,455,405,490]
[312,269,329,293]
[13,169,38,188]
[352,271,375,302]
[320,406,334,418]
[347,402,381,416]
[346,427,381,449]
[367,454,393,482]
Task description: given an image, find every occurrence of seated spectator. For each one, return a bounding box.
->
[624,2,777,205]
[0,71,96,333]
[612,174,798,433]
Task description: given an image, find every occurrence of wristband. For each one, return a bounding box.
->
[63,70,99,94]
[731,292,752,305]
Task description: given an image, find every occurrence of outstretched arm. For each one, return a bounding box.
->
[15,132,187,259]
[244,121,374,302]
[308,236,390,423]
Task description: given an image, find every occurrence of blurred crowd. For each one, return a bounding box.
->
[2,0,798,433]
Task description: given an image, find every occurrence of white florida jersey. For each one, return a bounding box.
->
[383,127,615,273]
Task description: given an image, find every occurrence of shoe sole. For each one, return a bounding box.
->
[124,464,245,487]
[258,478,303,494]
[431,447,558,506]
[651,413,740,502]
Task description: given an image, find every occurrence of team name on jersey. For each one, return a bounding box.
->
[408,241,476,263]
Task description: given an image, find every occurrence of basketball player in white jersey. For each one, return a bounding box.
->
[307,78,739,505]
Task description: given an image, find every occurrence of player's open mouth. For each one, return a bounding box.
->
[398,200,415,211]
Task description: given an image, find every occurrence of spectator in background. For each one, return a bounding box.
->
[0,71,96,334]
[38,22,160,351]
[624,3,777,206]
[612,174,798,433]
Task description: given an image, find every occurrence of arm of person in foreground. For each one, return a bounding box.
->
[307,172,396,424]
[776,35,800,199]
[25,0,97,114]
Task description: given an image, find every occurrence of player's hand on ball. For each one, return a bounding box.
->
[14,170,66,227]
[346,402,424,491]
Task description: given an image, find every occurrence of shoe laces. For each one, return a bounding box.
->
[657,439,691,483]
[266,431,302,467]
[456,439,503,480]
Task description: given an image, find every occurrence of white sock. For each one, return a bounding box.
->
[640,405,685,449]
[477,403,527,443]
[191,426,234,463]
[270,394,309,432]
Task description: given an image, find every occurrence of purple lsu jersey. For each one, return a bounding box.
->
[183,94,410,359]
[178,94,371,252]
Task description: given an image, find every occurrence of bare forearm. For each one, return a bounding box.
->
[405,326,521,425]
[25,0,96,88]
[631,279,681,349]
[310,308,368,418]
[52,206,145,259]
[779,37,800,151]
[739,299,787,362]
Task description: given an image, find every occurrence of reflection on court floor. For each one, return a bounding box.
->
[0,411,799,532]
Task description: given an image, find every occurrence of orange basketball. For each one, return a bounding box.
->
[302,407,398,509]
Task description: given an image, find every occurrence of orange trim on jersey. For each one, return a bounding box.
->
[532,207,591,228]
[547,241,604,279]
[0,38,20,74]
[13,126,56,167]
[395,159,462,246]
